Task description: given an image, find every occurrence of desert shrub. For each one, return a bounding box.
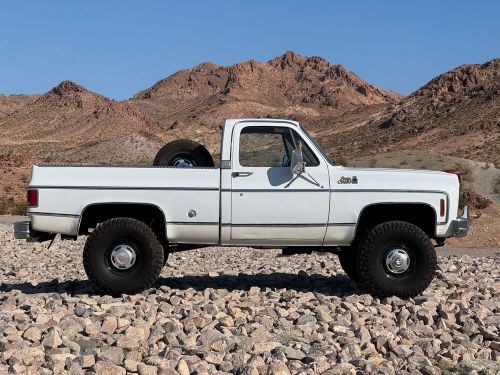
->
[493,177,500,194]
[460,189,492,209]
[460,164,472,182]
[13,200,27,215]
[0,201,7,215]
[452,163,472,183]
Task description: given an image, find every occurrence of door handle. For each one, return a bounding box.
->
[232,171,253,177]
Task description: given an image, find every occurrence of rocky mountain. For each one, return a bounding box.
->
[388,59,499,163]
[0,81,155,146]
[130,51,400,131]
[127,51,402,157]
[0,93,39,118]
[0,52,498,175]
[134,51,400,108]
[320,59,500,166]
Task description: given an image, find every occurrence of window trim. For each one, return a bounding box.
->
[235,124,322,169]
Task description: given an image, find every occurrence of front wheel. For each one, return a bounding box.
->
[357,221,437,298]
[338,250,360,281]
[83,218,164,294]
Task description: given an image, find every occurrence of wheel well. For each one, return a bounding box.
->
[354,203,436,241]
[78,203,167,248]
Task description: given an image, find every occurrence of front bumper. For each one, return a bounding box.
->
[442,206,469,238]
[14,221,54,242]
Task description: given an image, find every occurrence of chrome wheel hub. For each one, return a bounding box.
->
[173,158,194,168]
[385,248,410,274]
[110,244,137,270]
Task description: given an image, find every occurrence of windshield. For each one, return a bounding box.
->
[301,127,335,165]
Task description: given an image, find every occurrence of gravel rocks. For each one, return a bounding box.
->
[0,225,499,374]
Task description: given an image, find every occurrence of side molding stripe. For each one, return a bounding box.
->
[29,186,219,191]
[166,222,219,225]
[28,212,80,218]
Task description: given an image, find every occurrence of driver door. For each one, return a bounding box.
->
[230,123,330,246]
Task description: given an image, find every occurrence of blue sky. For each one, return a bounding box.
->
[0,1,498,99]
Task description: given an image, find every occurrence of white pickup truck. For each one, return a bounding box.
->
[14,118,468,297]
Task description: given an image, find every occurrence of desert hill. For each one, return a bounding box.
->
[128,51,401,157]
[0,52,402,162]
[0,81,157,147]
[0,93,40,119]
[133,51,400,108]
[1,53,497,165]
[318,59,500,166]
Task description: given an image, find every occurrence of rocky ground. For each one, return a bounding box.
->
[0,225,499,375]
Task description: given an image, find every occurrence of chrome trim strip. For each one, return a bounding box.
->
[222,188,447,194]
[330,188,448,194]
[221,223,356,227]
[28,212,80,218]
[29,186,219,191]
[36,164,218,170]
[77,202,168,235]
[327,223,356,226]
[166,221,219,226]
[222,188,328,193]
[223,223,326,227]
[222,223,355,227]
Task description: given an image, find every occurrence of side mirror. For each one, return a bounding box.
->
[290,149,305,175]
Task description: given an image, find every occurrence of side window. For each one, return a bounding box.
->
[239,126,319,167]
[239,127,288,167]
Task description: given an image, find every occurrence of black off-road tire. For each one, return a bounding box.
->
[357,221,437,298]
[338,250,360,281]
[83,218,164,294]
[153,139,214,167]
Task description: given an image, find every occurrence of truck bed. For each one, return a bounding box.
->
[27,165,221,243]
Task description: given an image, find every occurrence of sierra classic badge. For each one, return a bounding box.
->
[337,176,358,184]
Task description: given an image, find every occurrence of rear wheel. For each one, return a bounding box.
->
[153,139,214,168]
[357,221,437,298]
[83,218,164,294]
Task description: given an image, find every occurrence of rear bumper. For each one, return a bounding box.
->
[442,206,469,238]
[14,221,54,242]
[14,221,30,240]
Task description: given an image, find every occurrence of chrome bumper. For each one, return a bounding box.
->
[443,206,469,237]
[14,221,31,240]
[14,221,53,242]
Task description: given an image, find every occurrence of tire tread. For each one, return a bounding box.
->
[357,221,437,298]
[153,139,214,167]
[83,217,164,295]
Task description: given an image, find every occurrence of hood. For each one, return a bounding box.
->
[332,166,460,194]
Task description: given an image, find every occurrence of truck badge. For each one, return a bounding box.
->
[338,176,358,184]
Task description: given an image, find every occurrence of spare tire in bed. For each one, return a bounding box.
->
[153,139,214,168]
